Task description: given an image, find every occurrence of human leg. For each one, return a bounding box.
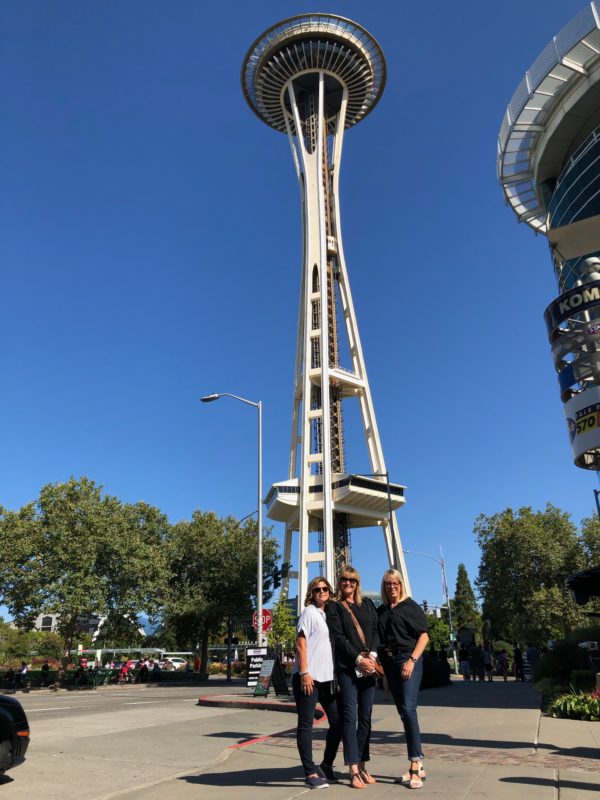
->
[385,652,425,787]
[337,670,365,787]
[291,672,320,777]
[317,680,342,772]
[355,677,376,776]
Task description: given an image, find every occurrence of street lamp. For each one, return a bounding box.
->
[200,392,265,648]
[403,547,458,674]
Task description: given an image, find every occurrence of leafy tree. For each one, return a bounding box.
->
[581,515,600,565]
[270,596,296,659]
[453,564,481,634]
[475,504,586,643]
[425,614,450,655]
[0,477,169,669]
[162,511,278,679]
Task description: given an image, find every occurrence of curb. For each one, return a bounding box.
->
[198,693,324,718]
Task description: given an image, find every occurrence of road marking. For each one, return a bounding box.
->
[28,706,85,712]
[123,701,161,705]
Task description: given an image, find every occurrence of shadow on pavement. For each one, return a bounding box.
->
[501,776,600,792]
[179,765,303,787]
[417,682,541,710]
[0,775,14,786]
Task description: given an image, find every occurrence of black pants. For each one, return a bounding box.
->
[292,673,342,777]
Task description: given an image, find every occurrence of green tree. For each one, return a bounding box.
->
[0,477,169,669]
[581,515,600,565]
[162,511,278,679]
[425,614,450,655]
[270,596,296,659]
[453,564,481,634]
[475,504,586,643]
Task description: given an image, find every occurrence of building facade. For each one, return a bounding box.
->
[498,2,600,468]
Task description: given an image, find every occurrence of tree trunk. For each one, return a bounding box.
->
[199,630,209,681]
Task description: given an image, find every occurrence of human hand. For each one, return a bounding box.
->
[359,657,377,674]
[301,673,314,694]
[401,660,414,681]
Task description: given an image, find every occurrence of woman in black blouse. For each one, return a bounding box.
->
[378,568,429,790]
[326,566,380,789]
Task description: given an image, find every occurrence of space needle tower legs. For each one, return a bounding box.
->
[242,15,410,607]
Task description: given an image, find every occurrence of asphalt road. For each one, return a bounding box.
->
[0,682,292,800]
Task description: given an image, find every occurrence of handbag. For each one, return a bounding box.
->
[341,600,385,676]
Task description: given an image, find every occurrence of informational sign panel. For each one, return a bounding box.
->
[564,385,600,465]
[253,656,290,697]
[245,647,268,688]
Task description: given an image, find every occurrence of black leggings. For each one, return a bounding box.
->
[292,673,342,776]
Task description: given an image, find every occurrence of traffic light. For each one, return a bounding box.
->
[272,566,281,589]
[422,600,429,614]
[281,561,290,578]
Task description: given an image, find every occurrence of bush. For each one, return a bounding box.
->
[533,641,589,685]
[569,669,596,692]
[548,689,600,720]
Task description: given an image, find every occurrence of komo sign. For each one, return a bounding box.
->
[252,608,272,632]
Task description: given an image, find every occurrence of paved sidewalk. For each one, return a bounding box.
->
[186,677,600,800]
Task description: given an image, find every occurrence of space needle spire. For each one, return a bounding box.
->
[242,14,410,606]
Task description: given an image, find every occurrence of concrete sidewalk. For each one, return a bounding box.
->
[186,677,600,800]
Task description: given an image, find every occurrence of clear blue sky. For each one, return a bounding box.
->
[1,0,597,615]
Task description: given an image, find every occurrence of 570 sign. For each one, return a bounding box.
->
[574,405,600,436]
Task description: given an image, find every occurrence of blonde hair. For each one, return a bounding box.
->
[334,565,363,606]
[304,576,334,607]
[380,568,407,605]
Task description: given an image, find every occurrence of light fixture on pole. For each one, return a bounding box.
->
[403,547,458,674]
[200,392,265,648]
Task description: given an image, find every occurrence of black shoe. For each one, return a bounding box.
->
[305,775,329,789]
[319,763,339,783]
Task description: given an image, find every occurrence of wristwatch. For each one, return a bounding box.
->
[409,656,418,664]
[300,671,309,676]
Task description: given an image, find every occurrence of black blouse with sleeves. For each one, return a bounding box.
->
[326,598,380,671]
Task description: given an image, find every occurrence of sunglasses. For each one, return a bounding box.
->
[340,577,357,584]
[313,586,330,593]
[384,582,401,588]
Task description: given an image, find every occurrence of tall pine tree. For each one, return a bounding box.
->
[453,563,481,634]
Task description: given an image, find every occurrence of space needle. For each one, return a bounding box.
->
[242,14,410,607]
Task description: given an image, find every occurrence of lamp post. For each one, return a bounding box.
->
[403,547,458,674]
[200,393,265,648]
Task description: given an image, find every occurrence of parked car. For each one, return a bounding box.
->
[160,657,187,671]
[0,694,30,774]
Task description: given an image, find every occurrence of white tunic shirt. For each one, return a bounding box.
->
[293,603,334,683]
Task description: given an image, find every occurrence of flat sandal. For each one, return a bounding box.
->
[359,768,376,784]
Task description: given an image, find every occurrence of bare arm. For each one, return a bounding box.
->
[296,632,314,694]
[400,632,429,680]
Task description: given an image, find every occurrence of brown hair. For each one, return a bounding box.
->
[380,568,407,606]
[304,576,334,607]
[334,565,363,605]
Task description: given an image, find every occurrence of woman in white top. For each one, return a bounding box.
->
[293,575,342,790]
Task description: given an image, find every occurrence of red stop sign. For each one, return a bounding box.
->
[253,608,272,632]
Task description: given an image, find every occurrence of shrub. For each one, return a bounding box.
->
[548,689,600,720]
[569,669,596,692]
[533,641,588,685]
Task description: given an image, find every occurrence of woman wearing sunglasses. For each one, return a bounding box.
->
[378,568,429,790]
[292,575,342,789]
[326,566,380,789]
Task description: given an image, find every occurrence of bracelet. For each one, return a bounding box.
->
[409,656,418,664]
[300,671,309,677]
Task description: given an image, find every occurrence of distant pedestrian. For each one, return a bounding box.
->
[483,644,493,682]
[459,645,471,681]
[513,643,524,682]
[16,661,28,690]
[496,649,509,681]
[526,643,540,678]
[3,668,15,691]
[292,575,341,790]
[40,660,50,687]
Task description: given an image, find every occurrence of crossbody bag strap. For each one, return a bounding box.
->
[341,600,368,651]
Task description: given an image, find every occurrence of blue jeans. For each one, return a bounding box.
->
[292,673,342,776]
[384,652,423,761]
[337,668,376,766]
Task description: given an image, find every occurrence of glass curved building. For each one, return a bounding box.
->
[498,2,600,469]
